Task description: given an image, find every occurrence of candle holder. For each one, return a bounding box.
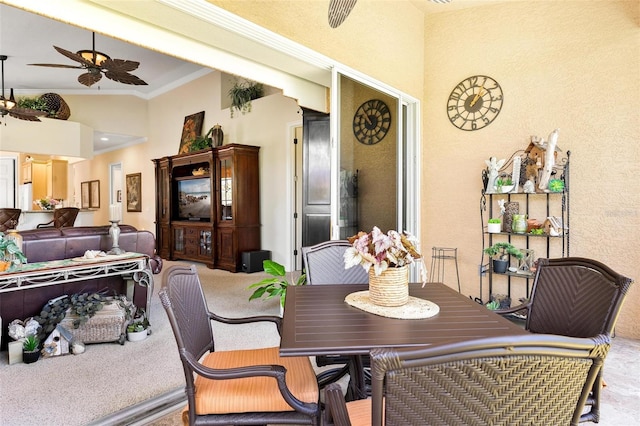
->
[108,220,125,255]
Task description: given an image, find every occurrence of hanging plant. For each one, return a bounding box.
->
[228,79,264,118]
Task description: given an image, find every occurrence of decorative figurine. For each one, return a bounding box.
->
[539,128,559,191]
[484,157,505,194]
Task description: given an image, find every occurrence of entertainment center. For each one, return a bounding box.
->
[153,144,260,271]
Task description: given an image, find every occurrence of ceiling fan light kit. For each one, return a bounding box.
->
[77,49,111,66]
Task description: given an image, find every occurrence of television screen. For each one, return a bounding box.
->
[177,179,211,220]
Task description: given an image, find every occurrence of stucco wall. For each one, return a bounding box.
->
[422,1,639,337]
[215,0,639,338]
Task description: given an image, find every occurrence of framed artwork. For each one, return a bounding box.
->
[81,181,90,209]
[89,180,100,208]
[178,111,205,154]
[126,173,142,212]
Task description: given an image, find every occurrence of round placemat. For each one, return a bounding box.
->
[345,291,440,319]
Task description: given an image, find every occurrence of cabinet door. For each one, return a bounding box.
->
[173,226,185,255]
[47,160,68,200]
[216,227,236,270]
[22,162,32,183]
[218,156,233,222]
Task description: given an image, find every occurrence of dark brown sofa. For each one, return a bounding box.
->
[1,225,162,348]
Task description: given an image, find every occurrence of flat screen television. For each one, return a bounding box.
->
[177,178,211,220]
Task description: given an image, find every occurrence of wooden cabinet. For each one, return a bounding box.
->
[24,159,68,205]
[153,144,260,271]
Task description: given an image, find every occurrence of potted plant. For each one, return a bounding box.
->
[228,79,264,118]
[487,218,502,234]
[483,242,523,274]
[248,260,306,314]
[22,334,41,364]
[126,309,150,342]
[344,226,426,306]
[495,177,514,193]
[0,231,27,271]
[189,127,214,152]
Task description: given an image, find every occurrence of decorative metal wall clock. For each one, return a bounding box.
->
[447,75,503,131]
[352,99,391,145]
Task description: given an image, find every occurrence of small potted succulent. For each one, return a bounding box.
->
[487,218,502,234]
[22,335,41,364]
[483,242,523,274]
[126,309,150,342]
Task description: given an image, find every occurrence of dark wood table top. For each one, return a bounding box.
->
[280,282,526,357]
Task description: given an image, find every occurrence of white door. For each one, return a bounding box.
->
[0,157,17,207]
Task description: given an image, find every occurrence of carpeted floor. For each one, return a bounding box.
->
[0,261,281,426]
[1,260,638,425]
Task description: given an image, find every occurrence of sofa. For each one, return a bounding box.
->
[0,225,162,348]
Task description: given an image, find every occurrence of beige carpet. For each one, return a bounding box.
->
[0,261,281,426]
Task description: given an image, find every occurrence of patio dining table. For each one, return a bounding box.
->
[280,282,527,399]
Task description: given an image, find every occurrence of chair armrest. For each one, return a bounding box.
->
[36,220,55,228]
[493,302,530,317]
[208,312,283,335]
[324,383,351,426]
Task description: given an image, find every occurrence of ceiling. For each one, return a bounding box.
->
[0,4,208,153]
[0,1,504,153]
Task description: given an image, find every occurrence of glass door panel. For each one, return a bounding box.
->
[220,158,233,221]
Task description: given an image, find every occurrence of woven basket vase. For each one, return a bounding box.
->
[368,265,409,307]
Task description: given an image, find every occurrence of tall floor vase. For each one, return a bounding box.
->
[368,265,409,307]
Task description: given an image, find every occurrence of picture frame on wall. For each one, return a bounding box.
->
[178,111,204,154]
[81,181,90,209]
[126,173,142,212]
[89,180,100,208]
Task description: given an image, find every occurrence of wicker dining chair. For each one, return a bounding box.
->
[36,207,79,228]
[0,208,21,232]
[302,240,369,394]
[159,265,320,426]
[495,257,634,423]
[325,333,611,426]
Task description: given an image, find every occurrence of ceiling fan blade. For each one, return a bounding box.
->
[103,58,141,73]
[328,0,358,28]
[28,63,84,69]
[8,107,44,121]
[78,71,102,87]
[53,46,94,67]
[104,70,148,86]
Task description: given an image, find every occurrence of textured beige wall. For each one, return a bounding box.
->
[422,1,639,338]
[215,0,639,338]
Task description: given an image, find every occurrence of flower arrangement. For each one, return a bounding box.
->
[34,196,60,210]
[344,226,427,283]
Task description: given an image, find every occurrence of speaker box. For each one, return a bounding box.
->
[242,250,271,273]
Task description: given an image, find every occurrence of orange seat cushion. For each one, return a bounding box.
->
[346,398,372,426]
[190,346,318,416]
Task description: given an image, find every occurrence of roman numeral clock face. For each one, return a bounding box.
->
[447,75,503,131]
[353,99,391,145]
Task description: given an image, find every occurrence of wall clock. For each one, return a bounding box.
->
[352,99,391,145]
[447,75,503,131]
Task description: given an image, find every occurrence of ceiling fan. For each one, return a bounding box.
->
[328,0,452,28]
[28,32,148,87]
[0,55,46,122]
